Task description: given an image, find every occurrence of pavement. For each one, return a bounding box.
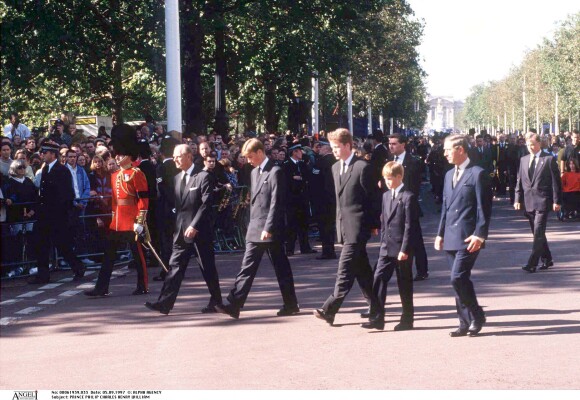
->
[1,189,579,390]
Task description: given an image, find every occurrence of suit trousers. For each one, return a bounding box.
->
[34,218,83,281]
[156,233,222,310]
[156,215,176,279]
[322,242,377,316]
[446,249,484,329]
[227,241,298,310]
[372,253,414,323]
[412,229,429,276]
[524,210,552,266]
[317,211,336,255]
[94,230,148,292]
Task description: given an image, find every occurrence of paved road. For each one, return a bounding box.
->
[1,193,579,389]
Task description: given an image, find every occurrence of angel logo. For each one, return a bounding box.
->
[12,392,37,400]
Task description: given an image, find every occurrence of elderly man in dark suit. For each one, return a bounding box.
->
[216,138,299,319]
[435,134,492,337]
[145,144,222,315]
[514,132,562,273]
[314,128,380,326]
[28,142,86,284]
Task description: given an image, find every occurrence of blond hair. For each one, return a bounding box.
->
[241,138,264,156]
[328,128,353,147]
[382,161,404,178]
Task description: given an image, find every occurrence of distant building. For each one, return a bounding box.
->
[425,97,464,132]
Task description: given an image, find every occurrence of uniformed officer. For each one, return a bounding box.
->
[309,140,337,259]
[283,144,316,255]
[85,124,150,297]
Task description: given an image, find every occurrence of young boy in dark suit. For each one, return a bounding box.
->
[362,161,419,331]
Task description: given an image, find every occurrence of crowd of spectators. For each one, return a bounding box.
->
[1,109,579,276]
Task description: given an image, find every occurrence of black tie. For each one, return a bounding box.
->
[529,156,536,180]
[180,172,187,198]
[394,155,399,162]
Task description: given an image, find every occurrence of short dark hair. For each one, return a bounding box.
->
[388,133,407,144]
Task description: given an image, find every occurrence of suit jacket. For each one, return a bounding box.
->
[333,155,380,245]
[437,162,492,250]
[282,158,309,207]
[138,159,158,201]
[470,146,494,175]
[310,153,336,214]
[379,187,420,257]
[392,153,422,196]
[173,164,215,241]
[156,158,180,219]
[246,159,286,243]
[515,152,562,212]
[38,161,75,222]
[370,143,390,186]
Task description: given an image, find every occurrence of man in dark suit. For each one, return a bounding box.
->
[514,132,562,273]
[369,129,389,190]
[388,133,429,281]
[362,162,420,331]
[153,136,180,281]
[436,134,492,337]
[492,134,509,196]
[216,138,299,319]
[314,128,380,326]
[28,142,86,284]
[145,144,222,315]
[309,140,337,259]
[282,143,315,255]
[470,134,494,176]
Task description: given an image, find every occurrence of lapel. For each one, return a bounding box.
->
[531,153,546,184]
[387,188,402,223]
[180,165,199,205]
[338,156,356,195]
[251,159,272,202]
[448,162,473,207]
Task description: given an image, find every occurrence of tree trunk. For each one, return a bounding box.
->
[213,9,228,138]
[264,81,277,133]
[181,1,204,136]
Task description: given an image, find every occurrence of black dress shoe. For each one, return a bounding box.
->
[361,317,384,330]
[132,287,149,295]
[215,303,240,319]
[449,328,468,337]
[201,304,218,313]
[27,276,50,285]
[84,289,111,297]
[394,322,414,331]
[316,253,337,260]
[413,274,429,281]
[73,267,87,281]
[145,301,170,315]
[467,318,486,336]
[277,304,300,316]
[360,308,372,319]
[313,309,334,325]
[301,249,318,254]
[522,265,536,273]
[539,260,554,270]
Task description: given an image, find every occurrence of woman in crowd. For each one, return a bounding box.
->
[77,153,90,175]
[561,159,580,220]
[88,155,112,230]
[13,149,35,181]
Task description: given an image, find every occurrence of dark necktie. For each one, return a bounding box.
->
[452,167,460,188]
[529,156,536,180]
[394,155,399,162]
[180,172,187,198]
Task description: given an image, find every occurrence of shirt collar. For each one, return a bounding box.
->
[394,151,406,162]
[66,163,77,172]
[392,183,404,198]
[184,163,195,177]
[48,159,58,171]
[458,157,470,171]
[531,150,542,158]
[290,157,300,164]
[343,151,355,167]
[259,157,269,171]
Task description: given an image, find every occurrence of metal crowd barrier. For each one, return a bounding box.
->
[1,187,252,280]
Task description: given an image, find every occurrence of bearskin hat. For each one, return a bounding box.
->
[111,123,139,160]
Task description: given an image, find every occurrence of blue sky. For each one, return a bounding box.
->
[407,0,579,100]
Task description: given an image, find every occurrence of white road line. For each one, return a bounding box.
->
[17,291,44,298]
[59,290,83,297]
[0,317,21,326]
[58,277,74,283]
[0,299,22,306]
[38,298,63,305]
[75,283,94,289]
[39,283,64,290]
[84,270,96,276]
[15,306,43,315]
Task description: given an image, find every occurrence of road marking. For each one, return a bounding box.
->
[75,283,94,289]
[59,290,83,297]
[85,270,96,276]
[38,298,63,305]
[58,277,74,283]
[15,306,44,315]
[39,283,64,290]
[17,291,44,298]
[0,299,22,306]
[0,317,21,326]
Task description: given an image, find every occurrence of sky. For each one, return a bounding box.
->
[406,0,579,101]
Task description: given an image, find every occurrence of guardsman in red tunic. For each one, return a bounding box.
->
[85,124,150,297]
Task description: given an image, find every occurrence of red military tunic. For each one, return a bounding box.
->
[110,167,149,232]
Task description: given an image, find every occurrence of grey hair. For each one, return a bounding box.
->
[9,159,27,177]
